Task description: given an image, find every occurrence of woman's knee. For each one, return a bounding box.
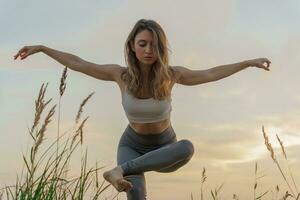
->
[179,139,195,158]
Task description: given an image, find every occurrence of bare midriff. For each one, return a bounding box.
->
[129,118,171,135]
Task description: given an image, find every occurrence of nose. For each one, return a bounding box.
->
[145,44,153,54]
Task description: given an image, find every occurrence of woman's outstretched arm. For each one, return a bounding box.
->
[173,58,271,86]
[14,45,123,82]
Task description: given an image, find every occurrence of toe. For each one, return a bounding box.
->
[118,179,133,192]
[125,182,133,192]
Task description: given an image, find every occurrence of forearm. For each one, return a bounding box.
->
[40,45,82,71]
[209,60,250,81]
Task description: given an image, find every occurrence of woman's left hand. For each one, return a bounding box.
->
[245,58,271,71]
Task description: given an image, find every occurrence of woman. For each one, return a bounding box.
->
[14,19,271,199]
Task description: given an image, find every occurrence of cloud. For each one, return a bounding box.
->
[177,112,300,168]
[3,0,238,69]
[2,2,300,199]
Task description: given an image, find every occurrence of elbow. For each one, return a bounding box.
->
[68,58,83,72]
[206,69,218,82]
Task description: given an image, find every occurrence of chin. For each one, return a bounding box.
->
[144,60,156,65]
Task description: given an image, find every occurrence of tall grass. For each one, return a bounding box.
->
[262,126,299,199]
[190,126,299,200]
[1,66,300,199]
[0,67,116,200]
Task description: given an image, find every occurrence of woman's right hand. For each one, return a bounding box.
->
[14,45,43,60]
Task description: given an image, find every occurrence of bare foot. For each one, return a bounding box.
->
[103,166,133,192]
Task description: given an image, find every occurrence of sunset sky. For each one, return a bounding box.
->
[1,0,300,199]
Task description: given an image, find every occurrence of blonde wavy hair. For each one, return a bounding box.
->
[121,19,177,101]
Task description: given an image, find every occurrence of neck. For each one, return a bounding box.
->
[139,63,152,78]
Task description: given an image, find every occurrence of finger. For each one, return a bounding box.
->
[14,51,22,59]
[264,60,271,67]
[264,65,270,71]
[20,51,27,56]
[20,53,28,59]
[15,51,24,59]
[14,47,26,60]
[14,53,23,60]
[19,47,28,55]
[262,66,269,71]
[262,61,270,68]
[265,59,271,64]
[259,64,268,71]
[20,52,28,59]
[21,55,27,60]
[264,57,271,62]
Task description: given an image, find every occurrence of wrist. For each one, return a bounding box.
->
[242,60,252,68]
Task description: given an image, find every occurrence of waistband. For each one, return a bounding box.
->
[122,124,176,146]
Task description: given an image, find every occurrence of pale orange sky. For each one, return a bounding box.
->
[1,0,300,199]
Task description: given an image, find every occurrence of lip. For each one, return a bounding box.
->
[144,57,153,59]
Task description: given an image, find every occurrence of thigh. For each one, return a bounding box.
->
[117,145,142,166]
[154,139,195,173]
[155,157,192,173]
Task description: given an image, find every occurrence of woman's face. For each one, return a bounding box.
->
[131,29,158,66]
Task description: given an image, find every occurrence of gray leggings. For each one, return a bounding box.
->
[117,124,195,200]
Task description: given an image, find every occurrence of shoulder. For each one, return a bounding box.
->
[114,65,127,78]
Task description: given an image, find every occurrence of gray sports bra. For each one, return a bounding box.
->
[121,88,172,123]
